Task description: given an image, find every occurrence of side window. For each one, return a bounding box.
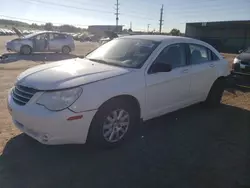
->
[211,51,219,61]
[155,44,186,69]
[207,48,220,61]
[35,33,47,40]
[53,34,66,40]
[48,33,54,40]
[189,44,209,64]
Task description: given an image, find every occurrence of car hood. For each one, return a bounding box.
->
[16,58,132,90]
[237,53,250,62]
[12,26,24,37]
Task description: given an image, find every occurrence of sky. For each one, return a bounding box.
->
[1,0,250,32]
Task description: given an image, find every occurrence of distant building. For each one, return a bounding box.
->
[185,20,250,53]
[88,25,123,37]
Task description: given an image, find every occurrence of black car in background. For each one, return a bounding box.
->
[232,47,250,88]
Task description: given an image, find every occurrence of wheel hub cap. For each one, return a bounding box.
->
[102,109,130,143]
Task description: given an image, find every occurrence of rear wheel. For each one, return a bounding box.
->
[205,78,225,107]
[20,45,32,55]
[88,99,138,148]
[62,46,70,54]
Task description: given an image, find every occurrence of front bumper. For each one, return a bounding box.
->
[231,70,250,88]
[8,91,97,145]
[6,42,18,52]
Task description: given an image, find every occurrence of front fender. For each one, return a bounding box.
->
[69,71,146,118]
[17,40,33,51]
[216,59,230,77]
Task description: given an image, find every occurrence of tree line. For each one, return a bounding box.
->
[0,19,86,33]
[0,19,183,36]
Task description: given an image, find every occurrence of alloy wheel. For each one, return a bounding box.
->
[102,109,130,143]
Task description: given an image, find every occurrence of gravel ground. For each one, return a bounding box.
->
[0,36,249,188]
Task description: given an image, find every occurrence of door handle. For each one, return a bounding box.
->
[209,63,215,67]
[182,69,189,73]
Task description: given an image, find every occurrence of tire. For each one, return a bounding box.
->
[88,99,138,148]
[62,46,70,54]
[205,78,225,107]
[20,45,32,55]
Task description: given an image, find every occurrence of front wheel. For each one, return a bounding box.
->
[20,45,32,55]
[205,78,225,107]
[88,99,137,148]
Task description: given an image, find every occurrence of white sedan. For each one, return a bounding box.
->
[7,35,230,148]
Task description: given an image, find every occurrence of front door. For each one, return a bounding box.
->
[145,43,192,120]
[33,33,48,52]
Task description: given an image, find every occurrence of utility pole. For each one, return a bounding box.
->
[159,4,164,33]
[130,21,132,30]
[147,24,150,33]
[115,0,120,32]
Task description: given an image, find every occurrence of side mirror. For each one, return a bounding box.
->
[151,63,172,73]
[239,50,243,54]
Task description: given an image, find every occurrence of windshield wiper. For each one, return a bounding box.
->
[87,58,108,64]
[87,58,129,68]
[77,55,85,59]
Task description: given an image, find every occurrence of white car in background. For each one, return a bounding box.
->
[6,31,75,54]
[7,35,230,148]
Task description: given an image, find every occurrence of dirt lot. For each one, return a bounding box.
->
[0,36,249,188]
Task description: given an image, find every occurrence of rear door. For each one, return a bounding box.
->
[48,33,66,51]
[145,43,192,119]
[188,43,218,101]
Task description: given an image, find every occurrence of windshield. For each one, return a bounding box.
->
[86,38,159,68]
[22,32,41,39]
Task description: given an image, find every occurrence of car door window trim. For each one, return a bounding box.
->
[187,43,219,65]
[148,43,188,74]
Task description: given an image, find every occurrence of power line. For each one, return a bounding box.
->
[25,0,113,14]
[159,4,164,33]
[119,12,156,21]
[4,0,249,31]
[70,0,161,19]
[22,0,157,21]
[70,0,109,8]
[21,0,250,16]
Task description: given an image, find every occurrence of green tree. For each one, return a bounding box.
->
[44,22,53,31]
[31,23,39,28]
[170,28,181,36]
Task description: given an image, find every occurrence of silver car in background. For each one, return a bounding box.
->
[6,31,75,55]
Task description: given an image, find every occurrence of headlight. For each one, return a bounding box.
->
[37,87,82,111]
[233,58,241,64]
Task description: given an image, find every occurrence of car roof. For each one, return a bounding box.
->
[120,35,216,49]
[35,31,60,34]
[118,34,222,58]
[120,35,189,42]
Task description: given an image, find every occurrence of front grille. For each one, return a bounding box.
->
[241,61,250,66]
[12,85,38,106]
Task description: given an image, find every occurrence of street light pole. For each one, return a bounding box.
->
[147,24,150,33]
